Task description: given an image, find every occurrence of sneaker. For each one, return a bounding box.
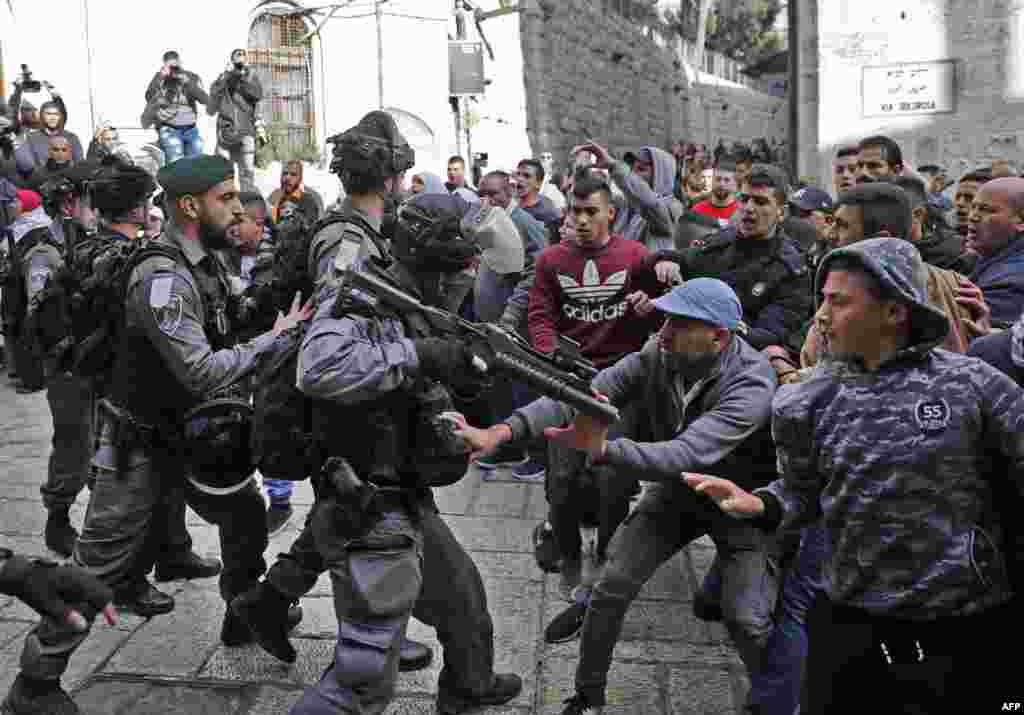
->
[544,602,587,643]
[266,504,293,537]
[436,673,523,715]
[512,458,546,483]
[533,521,561,573]
[560,692,603,715]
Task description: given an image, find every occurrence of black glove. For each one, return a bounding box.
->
[413,337,486,390]
[0,555,113,623]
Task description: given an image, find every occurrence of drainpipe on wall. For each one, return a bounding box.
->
[787,0,798,182]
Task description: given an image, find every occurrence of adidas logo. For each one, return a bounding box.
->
[557,260,630,324]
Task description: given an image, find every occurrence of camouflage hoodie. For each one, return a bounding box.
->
[757,237,1024,619]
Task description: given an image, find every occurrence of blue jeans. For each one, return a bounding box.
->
[701,523,829,715]
[158,125,203,163]
[264,478,294,507]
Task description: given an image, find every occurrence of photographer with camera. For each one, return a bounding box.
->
[143,50,210,164]
[11,66,83,181]
[208,49,263,192]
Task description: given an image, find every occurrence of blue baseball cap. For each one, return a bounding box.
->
[789,186,834,212]
[651,278,742,331]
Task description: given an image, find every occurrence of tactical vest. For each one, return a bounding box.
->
[310,265,470,488]
[307,209,390,281]
[1,227,58,332]
[106,246,235,430]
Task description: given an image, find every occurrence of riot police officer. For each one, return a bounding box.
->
[285,191,522,714]
[79,159,223,584]
[0,548,116,715]
[3,155,311,715]
[307,110,412,288]
[231,111,434,674]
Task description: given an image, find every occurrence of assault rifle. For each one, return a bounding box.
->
[341,268,621,424]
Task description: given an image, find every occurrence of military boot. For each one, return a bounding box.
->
[1,675,79,715]
[44,507,78,559]
[436,673,524,715]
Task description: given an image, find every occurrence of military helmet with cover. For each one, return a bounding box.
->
[89,155,158,221]
[326,110,414,188]
[390,193,478,273]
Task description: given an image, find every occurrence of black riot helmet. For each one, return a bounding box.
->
[326,110,414,195]
[181,397,256,496]
[89,156,157,223]
[37,160,103,219]
[390,193,478,273]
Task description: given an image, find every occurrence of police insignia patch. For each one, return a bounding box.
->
[915,399,950,433]
[153,295,184,336]
[150,276,182,336]
[29,269,49,293]
[752,282,766,297]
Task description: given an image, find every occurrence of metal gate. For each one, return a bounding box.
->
[247,12,316,158]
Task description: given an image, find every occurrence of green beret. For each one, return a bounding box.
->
[157,155,235,199]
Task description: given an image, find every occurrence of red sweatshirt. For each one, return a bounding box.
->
[528,235,660,368]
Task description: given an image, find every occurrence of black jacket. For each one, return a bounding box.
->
[664,225,813,352]
[208,69,263,139]
[916,223,976,275]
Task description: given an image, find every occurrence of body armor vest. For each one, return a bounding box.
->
[311,266,470,488]
[107,247,235,430]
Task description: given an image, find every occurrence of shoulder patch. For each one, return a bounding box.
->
[152,294,184,336]
[150,275,174,309]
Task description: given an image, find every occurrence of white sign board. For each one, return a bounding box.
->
[862,61,956,117]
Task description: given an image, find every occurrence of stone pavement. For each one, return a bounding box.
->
[0,380,747,714]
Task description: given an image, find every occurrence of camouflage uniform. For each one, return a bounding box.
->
[755,238,1024,712]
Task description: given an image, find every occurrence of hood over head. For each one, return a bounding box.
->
[642,145,677,197]
[815,236,950,353]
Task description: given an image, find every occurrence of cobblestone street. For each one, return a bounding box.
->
[0,380,746,714]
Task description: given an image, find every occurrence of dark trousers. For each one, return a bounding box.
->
[291,493,495,714]
[576,483,776,707]
[805,596,1022,714]
[41,373,94,511]
[22,413,267,682]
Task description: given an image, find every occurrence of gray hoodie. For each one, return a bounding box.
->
[610,146,684,252]
[505,334,778,490]
[759,237,1024,618]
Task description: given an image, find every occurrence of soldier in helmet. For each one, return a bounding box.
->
[2,155,312,715]
[287,190,522,714]
[307,110,415,288]
[78,157,223,591]
[231,111,435,674]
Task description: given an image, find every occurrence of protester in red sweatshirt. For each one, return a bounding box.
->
[526,172,677,607]
[528,174,668,368]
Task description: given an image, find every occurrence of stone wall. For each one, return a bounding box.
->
[811,0,1024,185]
[519,0,785,165]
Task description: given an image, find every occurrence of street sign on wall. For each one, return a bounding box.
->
[450,41,485,95]
[862,60,956,117]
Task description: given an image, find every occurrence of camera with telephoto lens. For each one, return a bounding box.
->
[19,65,43,93]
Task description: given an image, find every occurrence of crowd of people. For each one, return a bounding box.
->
[0,48,1023,715]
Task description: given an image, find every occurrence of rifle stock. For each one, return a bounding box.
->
[341,268,620,423]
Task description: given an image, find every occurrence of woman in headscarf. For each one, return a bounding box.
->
[410,171,446,195]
